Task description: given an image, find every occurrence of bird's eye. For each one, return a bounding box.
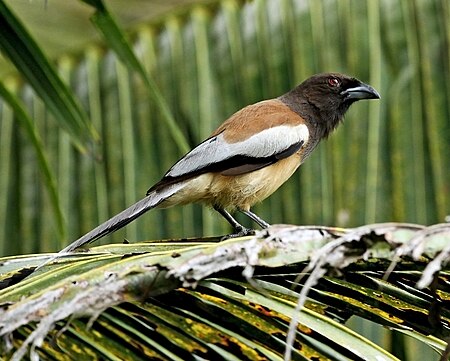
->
[327,77,340,87]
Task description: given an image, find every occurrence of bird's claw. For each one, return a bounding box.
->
[221,227,256,240]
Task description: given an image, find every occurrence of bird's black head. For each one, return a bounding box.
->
[280,73,380,138]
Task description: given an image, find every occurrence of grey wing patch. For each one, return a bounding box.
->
[148,124,309,193]
[166,134,227,178]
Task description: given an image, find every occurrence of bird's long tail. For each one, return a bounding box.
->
[58,183,185,255]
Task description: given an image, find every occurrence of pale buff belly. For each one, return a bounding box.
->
[157,153,302,211]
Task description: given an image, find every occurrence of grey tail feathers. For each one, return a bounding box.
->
[58,183,184,255]
[58,196,156,254]
[32,183,185,271]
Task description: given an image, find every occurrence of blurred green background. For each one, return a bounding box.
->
[0,1,449,359]
[0,0,448,256]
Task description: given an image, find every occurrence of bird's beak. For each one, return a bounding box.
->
[341,82,380,100]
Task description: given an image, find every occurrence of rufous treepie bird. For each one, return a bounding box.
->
[60,73,380,254]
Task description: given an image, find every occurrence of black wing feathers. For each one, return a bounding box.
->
[148,139,304,193]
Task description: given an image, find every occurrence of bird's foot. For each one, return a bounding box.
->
[221,226,256,240]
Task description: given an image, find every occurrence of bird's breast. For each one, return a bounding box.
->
[207,152,303,210]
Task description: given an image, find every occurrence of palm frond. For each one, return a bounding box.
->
[1,223,449,360]
[0,1,98,152]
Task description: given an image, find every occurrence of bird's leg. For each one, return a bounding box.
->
[240,209,270,229]
[214,206,255,239]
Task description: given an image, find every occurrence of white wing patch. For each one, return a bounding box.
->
[166,124,309,178]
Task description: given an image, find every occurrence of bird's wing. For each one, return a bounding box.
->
[148,101,309,193]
